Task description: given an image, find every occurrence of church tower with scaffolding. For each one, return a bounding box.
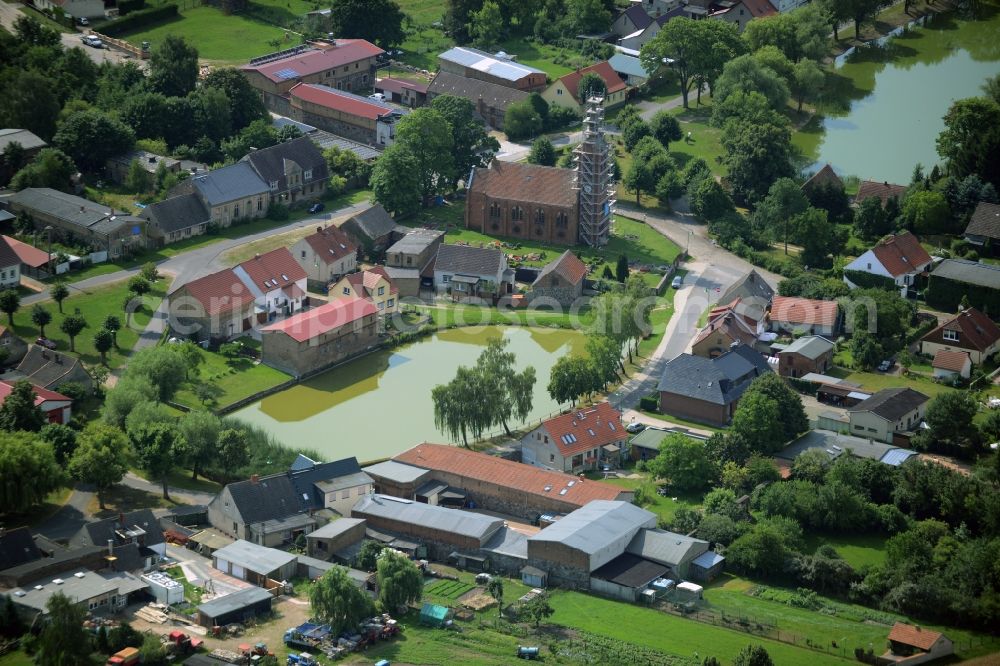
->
[573,97,615,247]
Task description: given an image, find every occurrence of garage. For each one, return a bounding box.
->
[211,540,297,587]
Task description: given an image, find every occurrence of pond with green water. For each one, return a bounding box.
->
[799,7,1000,183]
[232,326,585,461]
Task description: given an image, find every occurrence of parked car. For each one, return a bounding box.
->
[77,16,89,25]
[671,275,683,289]
[308,202,325,214]
[82,35,103,48]
[877,358,895,372]
[35,337,57,350]
[625,421,645,434]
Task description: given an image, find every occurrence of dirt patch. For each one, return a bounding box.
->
[459,589,497,611]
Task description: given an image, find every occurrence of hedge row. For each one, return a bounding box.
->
[926,274,1000,313]
[118,0,146,17]
[639,394,659,412]
[843,269,897,292]
[101,3,178,37]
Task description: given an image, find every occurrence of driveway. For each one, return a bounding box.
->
[0,3,137,66]
[165,543,251,599]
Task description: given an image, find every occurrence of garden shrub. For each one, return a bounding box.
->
[101,4,179,37]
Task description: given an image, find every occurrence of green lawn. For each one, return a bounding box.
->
[600,475,703,524]
[13,277,168,369]
[549,589,853,665]
[803,533,888,569]
[18,5,72,33]
[829,366,957,399]
[131,466,223,494]
[0,650,33,666]
[667,105,726,177]
[172,345,291,410]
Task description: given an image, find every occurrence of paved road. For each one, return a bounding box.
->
[0,2,136,66]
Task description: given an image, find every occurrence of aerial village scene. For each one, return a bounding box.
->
[0,0,999,663]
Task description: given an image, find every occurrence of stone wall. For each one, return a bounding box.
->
[527,283,583,308]
[261,313,379,377]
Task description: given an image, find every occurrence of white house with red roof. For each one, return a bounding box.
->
[883,622,953,665]
[920,307,1000,365]
[844,232,933,298]
[291,225,358,288]
[331,267,398,319]
[167,269,257,342]
[0,380,72,424]
[543,62,629,113]
[520,401,625,474]
[260,297,379,376]
[233,247,308,323]
[931,349,972,380]
[709,0,777,31]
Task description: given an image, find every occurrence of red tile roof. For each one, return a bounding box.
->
[470,161,577,208]
[541,402,624,457]
[290,83,396,121]
[0,380,70,407]
[242,40,384,84]
[534,251,587,287]
[855,180,907,207]
[261,297,376,342]
[770,296,839,328]
[237,247,307,292]
[394,443,624,507]
[345,268,398,297]
[2,235,49,268]
[304,225,357,265]
[693,310,758,348]
[738,0,777,17]
[887,623,945,651]
[175,269,255,317]
[801,164,843,193]
[922,307,1000,353]
[932,349,971,373]
[559,61,628,98]
[870,232,932,277]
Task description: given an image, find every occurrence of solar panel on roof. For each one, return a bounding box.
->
[275,68,300,80]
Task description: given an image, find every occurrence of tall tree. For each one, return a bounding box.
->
[60,314,87,353]
[576,71,607,104]
[792,207,834,267]
[733,644,774,666]
[128,421,182,500]
[469,0,505,47]
[641,18,708,109]
[649,433,717,492]
[0,289,19,326]
[649,111,682,150]
[12,15,60,47]
[148,35,199,98]
[69,423,130,510]
[714,54,790,112]
[216,427,250,482]
[521,591,555,627]
[2,70,61,141]
[51,281,70,314]
[0,380,46,432]
[10,148,77,191]
[486,576,504,617]
[751,177,809,252]
[327,0,405,49]
[202,68,267,131]
[41,423,78,465]
[0,431,64,513]
[36,592,91,666]
[370,143,422,216]
[791,58,824,113]
[376,549,423,611]
[90,328,113,366]
[395,108,455,204]
[586,334,622,390]
[177,410,221,480]
[310,566,375,635]
[53,110,135,172]
[126,346,189,402]
[430,95,499,187]
[103,314,122,349]
[565,0,611,34]
[432,366,492,446]
[527,137,557,166]
[721,119,794,203]
[547,354,600,406]
[31,304,52,338]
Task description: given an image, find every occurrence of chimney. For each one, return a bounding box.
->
[255,253,261,260]
[80,206,85,213]
[317,227,323,234]
[251,474,260,484]
[107,539,114,557]
[119,512,125,526]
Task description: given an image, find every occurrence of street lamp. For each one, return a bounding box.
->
[44,226,52,273]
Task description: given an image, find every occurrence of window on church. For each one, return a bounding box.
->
[511,206,524,221]
[489,203,501,218]
[556,212,568,228]
[534,209,545,225]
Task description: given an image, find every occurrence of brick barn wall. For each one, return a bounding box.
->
[410,469,585,521]
[465,194,579,246]
[659,392,731,427]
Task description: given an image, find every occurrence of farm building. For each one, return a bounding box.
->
[196,586,274,628]
[211,540,298,586]
[305,518,367,562]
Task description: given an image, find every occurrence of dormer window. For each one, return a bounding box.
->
[304,169,313,180]
[943,329,958,342]
[269,181,278,191]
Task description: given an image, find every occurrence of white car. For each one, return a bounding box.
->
[82,35,103,48]
[671,275,683,289]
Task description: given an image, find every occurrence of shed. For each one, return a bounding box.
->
[196,586,274,628]
[419,602,452,627]
[211,540,298,585]
[689,551,725,582]
[675,581,703,600]
[590,553,669,602]
[520,565,547,588]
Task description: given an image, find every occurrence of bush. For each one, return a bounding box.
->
[639,394,659,412]
[267,202,289,221]
[117,0,146,16]
[101,3,179,37]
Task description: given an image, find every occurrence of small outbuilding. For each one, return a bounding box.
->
[931,349,972,380]
[689,551,726,582]
[520,565,547,588]
[211,540,298,586]
[196,586,274,628]
[884,622,953,664]
[590,553,669,602]
[419,602,452,627]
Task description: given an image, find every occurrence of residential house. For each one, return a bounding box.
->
[927,259,1000,313]
[385,228,444,271]
[6,569,148,618]
[931,349,972,380]
[291,225,358,289]
[778,430,918,468]
[3,235,50,279]
[240,39,383,110]
[710,0,778,31]
[769,295,841,337]
[211,540,297,586]
[466,160,579,245]
[167,269,256,342]
[207,456,372,546]
[233,247,309,322]
[105,150,179,186]
[847,388,929,444]
[305,518,366,561]
[330,267,398,319]
[175,162,270,227]
[375,78,428,108]
[0,380,71,424]
[0,325,28,365]
[608,53,657,87]
[13,346,92,391]
[544,62,629,112]
[843,232,933,298]
[196,586,274,629]
[775,335,835,378]
[8,189,147,258]
[0,235,21,289]
[617,7,685,51]
[529,250,587,307]
[140,193,211,247]
[33,0,103,18]
[854,180,907,208]
[612,5,654,38]
[717,269,774,323]
[919,307,1000,365]
[288,83,406,146]
[437,47,547,92]
[800,164,844,196]
[963,201,1000,252]
[0,528,42,573]
[658,344,772,426]
[521,401,625,473]
[69,509,166,570]
[433,244,512,301]
[375,443,628,521]
[631,0,682,18]
[341,204,401,254]
[426,71,529,131]
[692,309,761,358]
[244,136,328,204]
[883,623,953,665]
[260,296,379,376]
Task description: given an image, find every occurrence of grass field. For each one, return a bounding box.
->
[172,345,291,410]
[601,475,703,524]
[803,533,887,569]
[12,277,168,369]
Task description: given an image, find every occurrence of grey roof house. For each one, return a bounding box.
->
[658,344,772,426]
[69,509,165,571]
[847,388,929,444]
[963,202,1000,247]
[426,71,530,131]
[12,345,93,391]
[140,193,211,247]
[243,136,329,203]
[171,162,271,228]
[433,244,513,301]
[340,204,403,252]
[927,258,1000,313]
[625,528,710,580]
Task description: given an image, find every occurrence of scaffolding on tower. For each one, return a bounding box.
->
[573,96,616,248]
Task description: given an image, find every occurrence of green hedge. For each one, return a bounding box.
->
[101,3,178,36]
[118,0,146,16]
[843,269,897,292]
[787,377,819,396]
[639,394,659,412]
[926,274,1000,313]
